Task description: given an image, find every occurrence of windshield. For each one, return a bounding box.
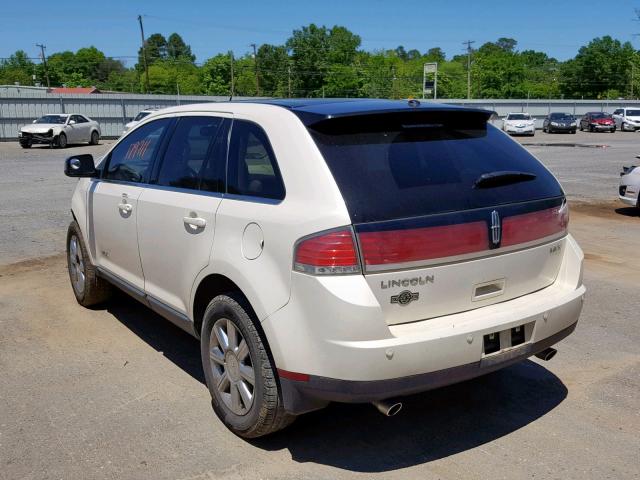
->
[626,110,640,117]
[591,113,611,119]
[309,111,563,223]
[507,114,530,120]
[36,115,67,124]
[550,113,573,120]
[134,111,152,121]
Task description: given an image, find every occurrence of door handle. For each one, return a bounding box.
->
[183,216,206,228]
[118,202,132,213]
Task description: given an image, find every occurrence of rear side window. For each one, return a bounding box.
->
[227,120,285,200]
[156,116,223,190]
[309,111,563,223]
[105,118,171,183]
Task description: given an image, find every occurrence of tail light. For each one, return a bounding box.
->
[501,203,568,247]
[293,228,361,275]
[358,222,488,267]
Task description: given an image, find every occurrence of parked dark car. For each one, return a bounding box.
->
[579,112,616,133]
[543,112,577,134]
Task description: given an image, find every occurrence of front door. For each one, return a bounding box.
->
[90,117,173,290]
[137,115,230,315]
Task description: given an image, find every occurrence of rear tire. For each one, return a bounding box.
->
[19,141,32,148]
[66,221,112,307]
[201,293,295,438]
[90,130,99,145]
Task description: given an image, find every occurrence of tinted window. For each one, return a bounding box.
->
[626,109,640,116]
[72,115,88,123]
[309,111,563,223]
[105,119,171,183]
[550,113,572,119]
[156,116,223,190]
[227,120,285,200]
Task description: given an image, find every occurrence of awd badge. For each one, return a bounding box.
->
[390,290,419,306]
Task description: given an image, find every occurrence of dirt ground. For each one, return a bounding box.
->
[1,133,640,479]
[1,200,639,480]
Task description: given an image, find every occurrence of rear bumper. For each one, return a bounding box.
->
[619,194,638,207]
[265,236,585,414]
[280,320,578,414]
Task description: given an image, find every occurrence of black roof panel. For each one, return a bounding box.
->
[236,98,494,125]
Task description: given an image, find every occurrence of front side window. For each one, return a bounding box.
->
[104,118,171,183]
[156,116,223,190]
[227,120,285,200]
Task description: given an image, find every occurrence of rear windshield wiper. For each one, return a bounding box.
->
[473,171,537,189]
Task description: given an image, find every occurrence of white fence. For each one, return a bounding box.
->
[2,92,640,139]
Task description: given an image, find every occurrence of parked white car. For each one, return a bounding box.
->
[122,107,160,134]
[619,162,640,208]
[612,107,640,132]
[19,114,100,148]
[503,113,536,136]
[64,100,585,438]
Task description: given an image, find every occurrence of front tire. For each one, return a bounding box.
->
[19,141,32,149]
[201,293,295,438]
[57,132,68,148]
[67,221,112,307]
[90,130,99,145]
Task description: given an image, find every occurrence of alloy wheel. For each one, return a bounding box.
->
[68,235,85,294]
[209,318,255,415]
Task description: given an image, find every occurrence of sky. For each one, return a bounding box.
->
[2,0,640,65]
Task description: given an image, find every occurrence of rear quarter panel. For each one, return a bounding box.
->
[190,106,352,322]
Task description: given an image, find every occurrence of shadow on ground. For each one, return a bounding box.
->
[105,291,567,473]
[615,207,639,217]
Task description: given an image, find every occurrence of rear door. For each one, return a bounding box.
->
[137,114,230,315]
[308,110,568,325]
[90,118,173,290]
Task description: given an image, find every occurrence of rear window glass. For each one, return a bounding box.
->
[626,110,640,116]
[308,111,563,223]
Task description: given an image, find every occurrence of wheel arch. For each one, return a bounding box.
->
[192,273,255,338]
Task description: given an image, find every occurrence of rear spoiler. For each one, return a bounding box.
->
[295,103,496,128]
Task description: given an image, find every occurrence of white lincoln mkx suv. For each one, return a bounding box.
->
[64,99,586,438]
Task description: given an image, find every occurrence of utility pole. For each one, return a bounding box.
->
[137,15,150,94]
[288,65,292,98]
[463,40,475,100]
[35,44,50,88]
[631,63,635,99]
[229,51,235,99]
[250,43,260,96]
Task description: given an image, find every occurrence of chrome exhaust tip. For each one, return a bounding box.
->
[535,347,557,361]
[372,399,403,417]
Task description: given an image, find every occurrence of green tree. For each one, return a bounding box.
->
[0,50,35,85]
[559,36,636,99]
[167,33,195,63]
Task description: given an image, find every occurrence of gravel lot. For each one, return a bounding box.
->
[0,131,639,480]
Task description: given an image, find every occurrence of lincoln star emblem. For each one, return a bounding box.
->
[391,290,419,306]
[490,210,501,247]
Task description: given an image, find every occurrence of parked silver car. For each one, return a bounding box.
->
[619,160,640,208]
[19,114,101,148]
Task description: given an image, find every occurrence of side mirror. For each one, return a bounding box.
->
[69,120,76,125]
[32,119,37,124]
[65,154,97,177]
